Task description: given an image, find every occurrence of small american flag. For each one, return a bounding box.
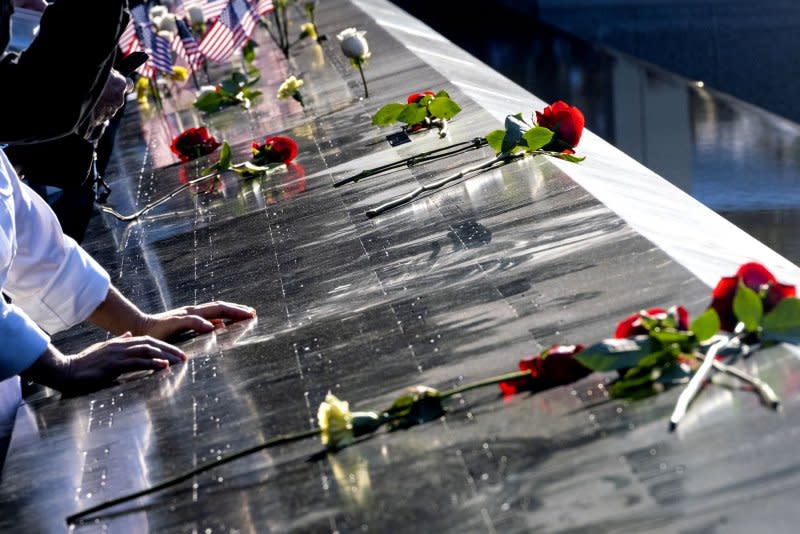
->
[197,0,257,63]
[202,0,230,21]
[172,18,203,70]
[253,0,274,16]
[131,5,174,76]
[118,19,137,55]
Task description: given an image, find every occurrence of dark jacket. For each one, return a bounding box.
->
[0,0,128,145]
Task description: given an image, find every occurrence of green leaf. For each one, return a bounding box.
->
[428,96,461,120]
[762,298,800,343]
[733,283,763,332]
[648,330,692,345]
[522,127,554,152]
[434,89,450,99]
[217,142,232,171]
[555,153,585,163]
[372,103,406,126]
[690,308,721,342]
[396,103,428,126]
[220,78,242,95]
[485,130,506,154]
[242,89,262,99]
[575,337,657,372]
[193,91,225,113]
[243,40,256,64]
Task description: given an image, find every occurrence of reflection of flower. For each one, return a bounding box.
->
[252,136,299,165]
[282,163,307,199]
[615,307,689,338]
[499,345,589,396]
[711,262,796,331]
[318,393,354,449]
[277,75,305,107]
[329,451,373,512]
[337,27,370,98]
[535,100,585,154]
[170,127,222,162]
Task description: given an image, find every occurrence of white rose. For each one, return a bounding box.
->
[337,27,370,62]
[187,5,205,25]
[149,5,168,21]
[157,13,178,33]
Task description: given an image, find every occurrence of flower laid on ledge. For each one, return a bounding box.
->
[169,127,222,162]
[193,70,262,113]
[277,75,306,107]
[252,136,299,165]
[337,27,371,98]
[372,90,462,137]
[201,136,300,179]
[66,260,800,525]
[363,100,586,217]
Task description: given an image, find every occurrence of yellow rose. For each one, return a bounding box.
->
[169,66,189,83]
[277,75,304,100]
[317,392,354,449]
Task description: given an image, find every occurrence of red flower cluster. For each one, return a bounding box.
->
[170,127,221,162]
[614,307,689,338]
[407,91,435,104]
[536,100,585,153]
[710,262,796,331]
[499,345,589,396]
[251,136,299,165]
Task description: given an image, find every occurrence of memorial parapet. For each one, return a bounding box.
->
[2,0,800,531]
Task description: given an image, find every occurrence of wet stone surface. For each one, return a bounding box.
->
[2,1,800,533]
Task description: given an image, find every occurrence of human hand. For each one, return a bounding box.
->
[23,333,187,394]
[91,68,129,126]
[12,0,47,11]
[136,301,257,341]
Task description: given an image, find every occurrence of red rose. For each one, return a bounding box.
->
[499,344,589,396]
[170,127,221,162]
[614,307,689,338]
[407,91,435,104]
[710,262,796,332]
[252,135,298,165]
[535,100,585,152]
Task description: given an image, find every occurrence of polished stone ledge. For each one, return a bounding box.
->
[367,0,800,287]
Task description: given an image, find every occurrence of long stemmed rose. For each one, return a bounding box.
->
[66,261,799,524]
[338,27,371,98]
[364,101,586,217]
[277,75,306,108]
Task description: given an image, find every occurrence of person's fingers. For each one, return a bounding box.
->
[125,344,184,366]
[167,314,216,334]
[117,357,170,374]
[185,301,257,321]
[123,336,187,361]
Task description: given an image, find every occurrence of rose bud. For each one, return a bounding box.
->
[251,136,299,165]
[535,100,585,153]
[170,127,221,162]
[499,345,589,396]
[337,27,370,62]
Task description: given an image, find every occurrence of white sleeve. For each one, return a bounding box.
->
[1,150,110,335]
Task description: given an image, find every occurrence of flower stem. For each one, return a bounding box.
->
[669,332,744,431]
[334,138,488,187]
[440,370,531,398]
[356,62,369,99]
[698,353,780,409]
[365,152,522,218]
[66,428,320,525]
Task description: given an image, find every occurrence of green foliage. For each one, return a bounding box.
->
[243,40,257,66]
[734,283,763,332]
[762,298,800,344]
[369,90,462,130]
[193,71,262,114]
[690,308,721,342]
[522,127,554,151]
[576,337,658,372]
[372,103,406,126]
